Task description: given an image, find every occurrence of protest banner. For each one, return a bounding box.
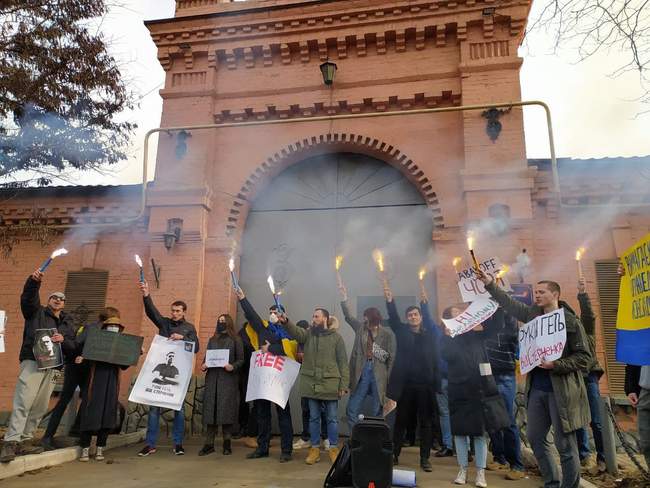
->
[0,311,5,353]
[205,349,230,368]
[616,233,650,365]
[519,309,567,375]
[129,335,194,411]
[457,257,511,302]
[82,327,144,366]
[245,351,300,408]
[33,328,63,370]
[442,299,499,337]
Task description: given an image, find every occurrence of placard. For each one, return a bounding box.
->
[82,327,144,366]
[0,311,6,353]
[519,309,567,375]
[441,299,499,337]
[33,328,63,370]
[245,351,300,408]
[129,335,195,411]
[457,257,511,302]
[205,348,230,368]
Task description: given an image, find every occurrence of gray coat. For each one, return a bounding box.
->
[202,333,244,426]
[340,301,396,406]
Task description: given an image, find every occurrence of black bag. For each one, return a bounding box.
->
[324,440,352,488]
[350,416,393,488]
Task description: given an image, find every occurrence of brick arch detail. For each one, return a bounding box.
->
[225,132,444,236]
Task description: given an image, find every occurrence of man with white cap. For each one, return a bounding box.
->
[0,269,74,463]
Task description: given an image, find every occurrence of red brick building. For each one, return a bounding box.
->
[0,0,649,412]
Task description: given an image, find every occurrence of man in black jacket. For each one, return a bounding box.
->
[136,280,199,457]
[1,270,75,463]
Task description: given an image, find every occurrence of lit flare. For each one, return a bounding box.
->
[372,249,385,273]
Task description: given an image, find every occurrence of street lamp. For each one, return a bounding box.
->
[319,60,337,86]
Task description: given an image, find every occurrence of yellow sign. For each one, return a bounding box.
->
[617,233,650,331]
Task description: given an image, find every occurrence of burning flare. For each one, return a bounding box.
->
[419,268,426,281]
[229,257,235,272]
[335,255,343,271]
[134,254,143,267]
[576,247,586,261]
[466,233,475,251]
[267,275,276,295]
[452,257,461,268]
[372,249,385,273]
[495,264,510,280]
[51,248,68,259]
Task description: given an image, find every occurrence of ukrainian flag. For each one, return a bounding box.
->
[616,233,650,365]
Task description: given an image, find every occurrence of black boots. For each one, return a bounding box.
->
[223,439,232,456]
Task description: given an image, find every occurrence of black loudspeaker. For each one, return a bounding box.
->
[350,416,393,488]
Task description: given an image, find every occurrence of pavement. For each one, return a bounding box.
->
[0,437,544,488]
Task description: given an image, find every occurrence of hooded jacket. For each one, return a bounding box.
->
[19,276,75,363]
[485,282,592,433]
[282,317,349,401]
[238,297,298,360]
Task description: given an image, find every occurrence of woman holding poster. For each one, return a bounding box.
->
[199,314,244,457]
[441,305,510,488]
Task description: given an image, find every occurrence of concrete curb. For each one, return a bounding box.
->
[0,430,145,480]
[579,479,599,488]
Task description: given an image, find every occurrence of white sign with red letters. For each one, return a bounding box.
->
[245,351,300,408]
[519,309,567,375]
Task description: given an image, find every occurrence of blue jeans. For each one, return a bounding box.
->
[576,374,605,462]
[256,399,293,454]
[145,407,184,447]
[308,399,338,448]
[301,397,327,441]
[346,361,381,431]
[455,435,488,469]
[488,373,524,470]
[435,377,453,450]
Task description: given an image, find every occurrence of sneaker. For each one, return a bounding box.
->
[293,438,311,450]
[246,449,269,459]
[79,447,90,462]
[198,444,214,456]
[486,461,508,471]
[174,444,185,455]
[420,458,433,472]
[18,441,44,455]
[137,445,157,457]
[328,447,339,463]
[279,452,292,463]
[305,447,320,465]
[95,447,105,461]
[454,467,467,485]
[505,469,525,480]
[322,439,330,450]
[596,459,607,473]
[435,447,454,458]
[475,468,487,488]
[244,437,258,449]
[393,453,399,466]
[0,441,17,463]
[223,439,232,456]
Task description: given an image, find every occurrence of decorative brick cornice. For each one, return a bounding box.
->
[214,90,461,123]
[224,132,445,236]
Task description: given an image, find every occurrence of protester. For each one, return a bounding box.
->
[434,317,454,458]
[574,278,606,472]
[0,269,75,463]
[483,306,525,480]
[293,320,329,451]
[442,305,511,488]
[74,315,132,462]
[477,270,592,488]
[338,283,396,432]
[625,364,650,469]
[41,307,121,451]
[236,286,297,463]
[280,308,349,464]
[137,280,199,457]
[383,282,440,472]
[236,322,258,448]
[199,314,244,456]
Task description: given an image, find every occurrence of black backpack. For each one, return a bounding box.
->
[324,440,352,488]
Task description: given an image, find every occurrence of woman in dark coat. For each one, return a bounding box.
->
[199,314,244,456]
[75,316,131,462]
[441,305,510,488]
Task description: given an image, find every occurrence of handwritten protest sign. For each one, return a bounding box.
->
[245,351,300,408]
[442,299,499,337]
[457,257,511,302]
[129,335,195,411]
[205,349,230,368]
[616,233,650,365]
[519,309,567,375]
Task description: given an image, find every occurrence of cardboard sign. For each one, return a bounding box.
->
[33,328,63,370]
[205,349,230,368]
[616,233,650,365]
[442,299,499,337]
[0,311,5,354]
[245,351,300,408]
[519,309,567,375]
[457,257,511,302]
[129,335,195,411]
[82,327,144,366]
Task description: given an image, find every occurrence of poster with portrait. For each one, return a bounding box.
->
[128,334,194,411]
[33,328,63,370]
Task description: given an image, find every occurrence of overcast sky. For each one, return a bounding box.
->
[79,0,650,186]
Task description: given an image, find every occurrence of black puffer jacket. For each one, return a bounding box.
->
[19,277,75,362]
[442,329,510,436]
